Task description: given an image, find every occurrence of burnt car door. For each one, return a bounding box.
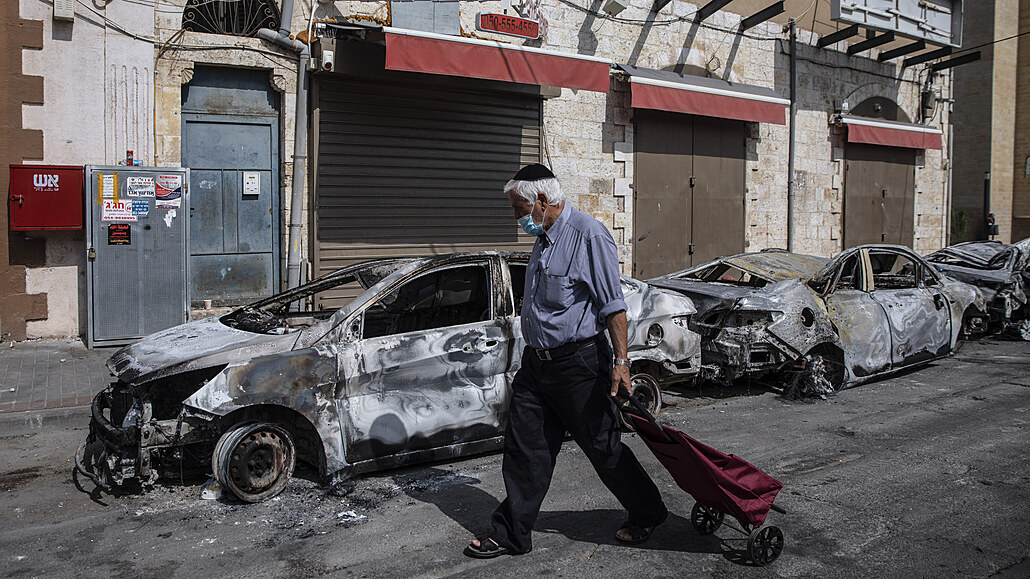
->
[867,248,951,366]
[340,259,513,463]
[503,255,529,381]
[819,249,893,378]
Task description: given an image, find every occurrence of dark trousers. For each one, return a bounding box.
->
[489,336,666,553]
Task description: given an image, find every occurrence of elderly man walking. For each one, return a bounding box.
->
[464,164,668,558]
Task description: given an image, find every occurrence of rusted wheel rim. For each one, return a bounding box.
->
[214,423,296,503]
[620,373,663,431]
[229,431,288,493]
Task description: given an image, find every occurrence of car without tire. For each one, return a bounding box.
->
[924,238,1030,339]
[647,245,987,396]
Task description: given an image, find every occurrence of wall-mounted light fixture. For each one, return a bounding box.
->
[602,0,629,17]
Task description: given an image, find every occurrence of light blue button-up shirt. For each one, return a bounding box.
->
[521,205,627,350]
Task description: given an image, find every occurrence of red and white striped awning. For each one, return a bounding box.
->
[838,115,943,150]
[383,27,612,93]
[618,64,788,125]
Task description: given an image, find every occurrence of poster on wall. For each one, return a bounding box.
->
[101,199,136,222]
[127,176,156,197]
[131,199,150,217]
[155,174,183,208]
[107,223,131,245]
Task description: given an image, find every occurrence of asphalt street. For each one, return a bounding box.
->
[1,338,1028,578]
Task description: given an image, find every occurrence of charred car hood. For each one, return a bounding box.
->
[645,278,757,315]
[107,316,302,384]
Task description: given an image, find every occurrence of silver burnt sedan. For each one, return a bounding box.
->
[77,251,701,502]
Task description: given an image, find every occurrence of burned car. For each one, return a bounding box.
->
[648,246,987,395]
[77,252,701,502]
[924,238,1030,339]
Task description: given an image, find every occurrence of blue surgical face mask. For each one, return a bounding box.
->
[517,213,546,236]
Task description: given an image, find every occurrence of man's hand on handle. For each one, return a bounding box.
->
[611,364,632,398]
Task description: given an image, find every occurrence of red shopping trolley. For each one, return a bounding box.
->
[620,395,787,566]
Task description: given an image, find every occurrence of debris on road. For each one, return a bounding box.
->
[201,478,222,500]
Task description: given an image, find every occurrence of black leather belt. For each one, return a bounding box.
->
[532,334,601,361]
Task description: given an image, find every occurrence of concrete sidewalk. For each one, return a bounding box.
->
[0,338,114,435]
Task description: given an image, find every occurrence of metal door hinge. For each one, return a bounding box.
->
[689,176,696,188]
[688,243,695,255]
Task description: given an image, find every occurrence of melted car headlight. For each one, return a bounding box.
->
[671,315,690,328]
[646,323,664,346]
[722,310,782,328]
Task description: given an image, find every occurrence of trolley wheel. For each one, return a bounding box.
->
[747,524,784,566]
[690,502,724,535]
[618,373,663,431]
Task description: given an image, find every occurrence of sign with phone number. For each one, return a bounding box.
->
[476,12,540,39]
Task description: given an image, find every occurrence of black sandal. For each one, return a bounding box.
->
[464,537,511,559]
[615,509,668,545]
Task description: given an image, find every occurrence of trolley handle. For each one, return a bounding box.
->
[618,394,673,442]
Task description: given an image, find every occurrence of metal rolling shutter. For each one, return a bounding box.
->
[313,73,541,305]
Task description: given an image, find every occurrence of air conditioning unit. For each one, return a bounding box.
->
[54,0,74,21]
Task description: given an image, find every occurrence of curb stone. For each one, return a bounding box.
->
[0,406,91,437]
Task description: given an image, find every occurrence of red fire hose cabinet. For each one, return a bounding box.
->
[8,164,84,230]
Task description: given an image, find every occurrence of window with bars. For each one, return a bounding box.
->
[182,0,281,37]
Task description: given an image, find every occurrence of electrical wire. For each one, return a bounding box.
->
[795,0,819,22]
[553,0,782,41]
[74,0,297,66]
[777,39,921,86]
[951,29,1030,56]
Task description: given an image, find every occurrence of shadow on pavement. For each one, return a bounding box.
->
[393,467,500,537]
[396,467,765,563]
[534,508,723,556]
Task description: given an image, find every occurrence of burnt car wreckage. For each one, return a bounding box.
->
[924,238,1030,340]
[648,246,988,397]
[77,252,702,502]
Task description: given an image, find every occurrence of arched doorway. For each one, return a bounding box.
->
[842,97,916,248]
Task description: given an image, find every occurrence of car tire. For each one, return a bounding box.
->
[618,373,663,431]
[958,307,988,345]
[213,422,296,503]
[1011,319,1030,342]
[784,348,844,399]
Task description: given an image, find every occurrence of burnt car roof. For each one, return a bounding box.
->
[721,251,829,282]
[250,251,535,310]
[653,250,828,284]
[811,244,930,286]
[926,241,1009,267]
[926,238,1030,271]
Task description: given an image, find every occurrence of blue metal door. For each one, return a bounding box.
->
[183,114,279,305]
[181,65,281,306]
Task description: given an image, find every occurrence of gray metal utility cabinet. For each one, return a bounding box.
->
[85,165,190,348]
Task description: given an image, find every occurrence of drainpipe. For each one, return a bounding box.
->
[786,18,797,252]
[983,171,992,240]
[259,0,309,290]
[944,95,953,246]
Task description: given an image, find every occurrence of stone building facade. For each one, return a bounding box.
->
[3,0,960,341]
[1014,0,1030,240]
[952,0,1028,243]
